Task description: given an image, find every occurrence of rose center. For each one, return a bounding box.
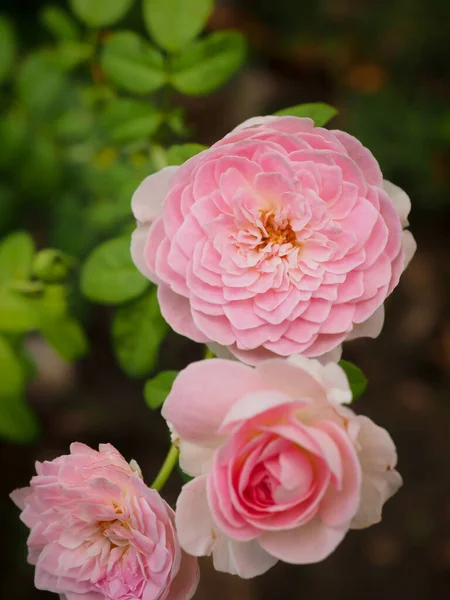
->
[97,515,131,550]
[254,476,273,505]
[257,212,298,249]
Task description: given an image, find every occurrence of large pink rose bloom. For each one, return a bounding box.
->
[131,116,416,364]
[162,357,402,577]
[10,443,199,600]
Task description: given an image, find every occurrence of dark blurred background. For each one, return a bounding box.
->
[2,0,450,598]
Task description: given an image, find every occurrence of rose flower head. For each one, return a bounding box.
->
[162,357,402,578]
[10,443,199,600]
[131,116,415,364]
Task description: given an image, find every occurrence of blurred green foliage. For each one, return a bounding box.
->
[0,0,386,444]
[239,0,450,210]
[0,0,248,442]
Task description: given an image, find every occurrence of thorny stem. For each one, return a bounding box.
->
[151,444,179,491]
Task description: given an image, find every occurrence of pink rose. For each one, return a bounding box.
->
[131,116,416,364]
[162,357,401,577]
[10,443,199,600]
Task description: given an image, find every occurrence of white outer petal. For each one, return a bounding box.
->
[317,345,343,364]
[130,224,160,283]
[347,305,385,342]
[321,362,353,405]
[402,230,417,269]
[383,179,411,227]
[383,180,416,269]
[175,476,277,578]
[175,476,216,556]
[287,354,326,382]
[351,416,402,530]
[178,440,215,477]
[213,538,278,579]
[287,355,352,405]
[211,535,238,575]
[131,165,179,223]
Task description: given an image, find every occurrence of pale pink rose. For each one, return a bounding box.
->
[131,116,416,364]
[162,357,402,577]
[10,443,199,600]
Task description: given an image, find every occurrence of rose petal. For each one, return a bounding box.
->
[260,516,348,564]
[178,440,215,478]
[383,180,411,227]
[351,416,402,529]
[175,476,216,556]
[132,166,179,223]
[402,230,417,269]
[165,550,199,600]
[347,305,385,341]
[157,285,209,344]
[220,390,296,430]
[131,224,159,283]
[163,359,264,445]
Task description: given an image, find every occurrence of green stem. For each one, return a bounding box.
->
[151,444,179,491]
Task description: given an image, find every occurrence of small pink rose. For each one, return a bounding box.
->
[131,116,416,364]
[162,357,402,577]
[11,443,199,600]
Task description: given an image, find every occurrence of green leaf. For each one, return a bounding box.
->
[144,370,177,409]
[101,98,163,144]
[275,103,338,126]
[41,5,80,40]
[0,395,39,443]
[54,108,94,141]
[101,31,166,94]
[0,16,17,84]
[339,360,368,401]
[0,338,38,443]
[166,143,207,165]
[0,111,27,169]
[32,249,73,283]
[18,133,60,198]
[15,344,38,382]
[85,159,145,221]
[34,284,68,320]
[50,193,96,257]
[53,40,93,70]
[81,236,149,305]
[69,0,134,27]
[112,288,168,378]
[143,0,213,52]
[40,317,88,361]
[17,52,66,115]
[166,108,190,137]
[0,290,38,333]
[0,232,35,285]
[171,31,247,96]
[0,335,25,397]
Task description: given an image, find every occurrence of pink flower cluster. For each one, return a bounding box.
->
[163,357,401,577]
[12,114,414,596]
[11,443,199,600]
[131,116,415,364]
